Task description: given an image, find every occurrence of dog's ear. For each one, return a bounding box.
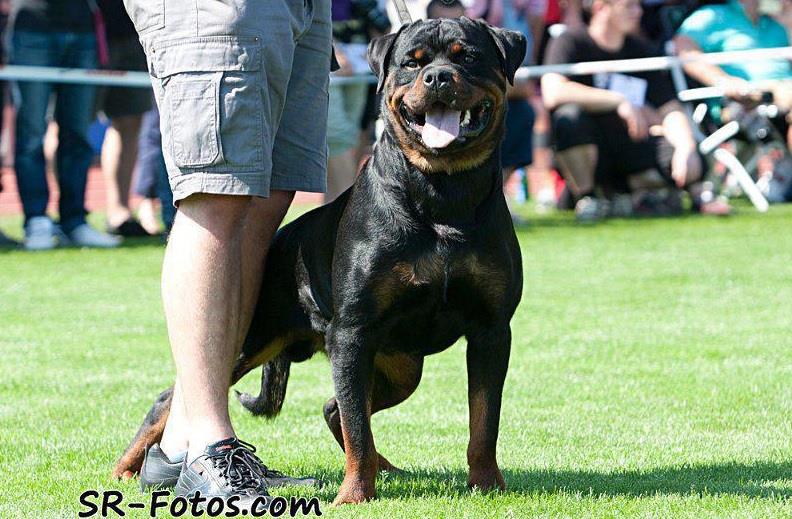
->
[484,25,527,85]
[367,26,405,94]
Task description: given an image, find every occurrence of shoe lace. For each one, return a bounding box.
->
[208,439,269,492]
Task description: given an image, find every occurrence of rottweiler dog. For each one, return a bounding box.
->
[113,17,526,505]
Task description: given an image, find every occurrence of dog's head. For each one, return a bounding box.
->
[368,18,526,174]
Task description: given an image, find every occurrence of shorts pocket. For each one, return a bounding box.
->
[123,0,164,34]
[169,76,220,167]
[154,37,265,170]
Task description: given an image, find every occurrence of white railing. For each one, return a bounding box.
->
[0,46,788,87]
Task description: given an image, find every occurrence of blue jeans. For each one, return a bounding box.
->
[11,30,97,233]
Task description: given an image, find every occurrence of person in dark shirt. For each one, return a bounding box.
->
[11,0,121,249]
[542,0,729,219]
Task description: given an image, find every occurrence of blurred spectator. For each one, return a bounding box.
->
[98,0,155,237]
[461,0,539,222]
[780,0,792,33]
[0,0,16,247]
[537,0,584,64]
[467,0,547,63]
[427,0,466,18]
[674,0,792,143]
[327,0,389,202]
[542,0,729,221]
[11,0,120,249]
[133,104,175,235]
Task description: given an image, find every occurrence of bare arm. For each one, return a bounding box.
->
[673,35,732,86]
[673,35,756,101]
[541,72,625,111]
[656,100,702,186]
[658,100,696,149]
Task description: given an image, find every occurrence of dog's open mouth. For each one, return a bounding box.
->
[399,99,494,149]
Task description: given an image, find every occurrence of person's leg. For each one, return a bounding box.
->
[501,98,535,220]
[102,114,143,228]
[134,105,167,234]
[54,33,98,234]
[555,145,598,196]
[160,194,251,458]
[325,83,363,202]
[551,104,599,197]
[159,190,295,458]
[11,31,56,227]
[103,37,153,233]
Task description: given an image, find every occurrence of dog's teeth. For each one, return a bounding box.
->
[461,110,471,127]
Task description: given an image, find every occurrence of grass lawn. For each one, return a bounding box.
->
[2,204,792,518]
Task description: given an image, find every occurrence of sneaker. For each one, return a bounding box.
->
[142,441,321,491]
[24,216,58,251]
[609,194,634,218]
[64,223,122,248]
[175,438,271,510]
[140,444,185,492]
[575,196,609,222]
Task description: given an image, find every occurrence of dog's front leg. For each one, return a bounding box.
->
[327,323,378,505]
[466,325,511,491]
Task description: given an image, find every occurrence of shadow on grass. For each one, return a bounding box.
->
[358,462,792,500]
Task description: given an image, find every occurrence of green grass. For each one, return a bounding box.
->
[2,205,792,518]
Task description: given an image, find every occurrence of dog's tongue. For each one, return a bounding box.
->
[422,108,461,148]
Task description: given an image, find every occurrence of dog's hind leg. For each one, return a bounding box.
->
[111,387,173,480]
[323,353,423,473]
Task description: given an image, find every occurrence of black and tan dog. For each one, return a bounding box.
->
[114,17,525,505]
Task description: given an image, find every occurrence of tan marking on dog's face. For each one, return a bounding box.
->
[385,78,506,174]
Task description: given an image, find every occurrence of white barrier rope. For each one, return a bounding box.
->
[0,46,789,87]
[514,46,792,80]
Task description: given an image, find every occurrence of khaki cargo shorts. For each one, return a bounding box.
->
[126,0,332,202]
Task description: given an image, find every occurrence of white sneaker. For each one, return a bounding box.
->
[65,223,122,248]
[575,196,610,222]
[24,216,58,251]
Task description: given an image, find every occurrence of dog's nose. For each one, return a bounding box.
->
[422,67,453,90]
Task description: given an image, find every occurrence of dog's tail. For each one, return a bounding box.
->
[235,353,291,418]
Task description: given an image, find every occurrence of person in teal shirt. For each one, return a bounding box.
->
[676,0,790,81]
[674,0,791,144]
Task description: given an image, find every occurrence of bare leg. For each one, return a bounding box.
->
[102,115,143,228]
[159,191,294,462]
[325,150,357,203]
[555,144,598,197]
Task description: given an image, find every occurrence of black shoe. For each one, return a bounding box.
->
[0,230,19,248]
[174,438,272,510]
[140,443,185,492]
[107,217,155,237]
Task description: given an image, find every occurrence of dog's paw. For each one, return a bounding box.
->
[468,465,506,491]
[331,477,376,506]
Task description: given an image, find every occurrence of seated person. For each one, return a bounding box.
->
[674,0,792,144]
[542,0,729,220]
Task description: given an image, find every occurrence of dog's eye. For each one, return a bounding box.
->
[463,54,475,64]
[404,60,420,70]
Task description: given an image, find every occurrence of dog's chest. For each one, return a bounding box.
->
[372,248,507,354]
